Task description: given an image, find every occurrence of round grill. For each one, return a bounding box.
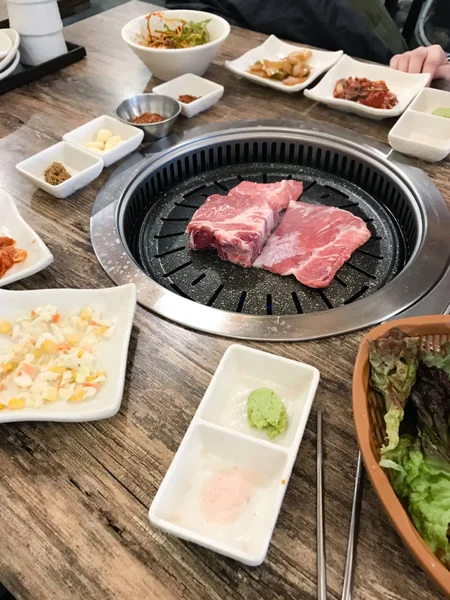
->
[92,120,450,340]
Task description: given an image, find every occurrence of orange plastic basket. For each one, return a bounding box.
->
[353,315,450,596]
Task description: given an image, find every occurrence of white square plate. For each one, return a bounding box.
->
[153,74,224,118]
[304,54,430,120]
[0,283,136,423]
[225,35,343,94]
[63,115,144,167]
[16,141,104,199]
[0,192,53,287]
[149,344,320,565]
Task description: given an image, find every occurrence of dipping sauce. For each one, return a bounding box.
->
[131,112,165,125]
[432,107,450,118]
[178,94,200,104]
[334,77,398,109]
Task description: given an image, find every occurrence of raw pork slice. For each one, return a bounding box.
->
[253,201,371,288]
[187,180,303,268]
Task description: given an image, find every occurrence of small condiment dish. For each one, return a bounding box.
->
[16,141,104,199]
[149,344,320,565]
[153,73,224,118]
[63,115,144,167]
[388,111,450,162]
[408,87,450,117]
[115,93,181,141]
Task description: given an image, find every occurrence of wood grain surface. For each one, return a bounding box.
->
[0,3,449,599]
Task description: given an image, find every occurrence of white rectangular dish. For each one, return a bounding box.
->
[408,86,450,117]
[153,74,224,118]
[225,35,343,94]
[0,192,53,287]
[16,141,104,199]
[149,344,320,565]
[63,115,144,167]
[0,283,136,423]
[388,110,450,162]
[304,54,430,120]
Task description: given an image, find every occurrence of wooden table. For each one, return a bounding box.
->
[0,3,449,599]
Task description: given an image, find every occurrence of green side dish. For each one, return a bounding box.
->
[432,107,450,118]
[247,388,288,439]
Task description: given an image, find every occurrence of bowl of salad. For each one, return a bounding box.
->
[353,315,450,596]
[121,10,230,81]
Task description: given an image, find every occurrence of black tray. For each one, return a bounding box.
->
[0,19,86,95]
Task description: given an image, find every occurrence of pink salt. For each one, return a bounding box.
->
[201,467,255,524]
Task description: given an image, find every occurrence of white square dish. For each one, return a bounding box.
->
[388,110,450,162]
[153,74,224,118]
[408,87,450,117]
[16,141,104,199]
[63,115,144,167]
[304,54,430,120]
[0,192,53,287]
[225,35,343,94]
[149,344,320,565]
[0,283,136,423]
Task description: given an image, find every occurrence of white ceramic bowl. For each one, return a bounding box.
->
[19,31,67,66]
[0,283,136,423]
[63,115,144,167]
[16,141,104,199]
[0,31,12,59]
[0,29,20,73]
[388,110,450,162]
[304,54,430,120]
[121,10,231,81]
[153,73,224,117]
[0,191,53,287]
[225,35,343,94]
[150,344,320,566]
[0,49,20,80]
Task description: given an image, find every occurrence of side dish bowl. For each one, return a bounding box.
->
[115,93,181,141]
[353,315,450,596]
[121,10,231,81]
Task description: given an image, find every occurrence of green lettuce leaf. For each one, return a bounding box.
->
[369,328,420,454]
[422,342,450,379]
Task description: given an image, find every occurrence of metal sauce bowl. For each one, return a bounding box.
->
[115,93,181,141]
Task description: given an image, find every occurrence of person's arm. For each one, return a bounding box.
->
[390,45,450,80]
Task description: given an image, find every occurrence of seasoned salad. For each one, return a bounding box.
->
[0,305,115,410]
[369,329,450,567]
[139,12,210,49]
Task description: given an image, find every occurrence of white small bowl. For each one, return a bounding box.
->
[225,35,343,94]
[63,115,144,167]
[153,73,224,117]
[121,10,230,81]
[0,191,53,287]
[388,110,450,162]
[408,87,450,117]
[304,54,430,120]
[0,31,12,59]
[0,29,20,73]
[16,141,104,199]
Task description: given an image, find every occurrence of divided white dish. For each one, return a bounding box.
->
[16,141,104,199]
[225,35,343,94]
[304,54,430,120]
[0,29,20,73]
[388,110,450,162]
[0,192,53,287]
[149,344,320,565]
[63,115,144,167]
[408,86,450,117]
[0,283,137,423]
[153,73,224,118]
